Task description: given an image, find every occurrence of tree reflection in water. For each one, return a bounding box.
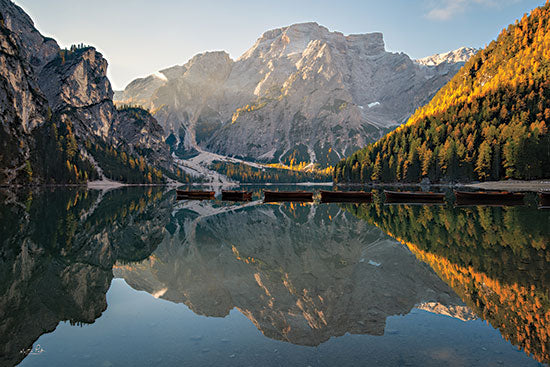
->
[344,202,550,364]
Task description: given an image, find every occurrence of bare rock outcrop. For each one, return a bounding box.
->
[415,46,478,66]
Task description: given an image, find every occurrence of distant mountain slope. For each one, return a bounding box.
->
[335,4,550,183]
[115,23,472,167]
[0,0,186,185]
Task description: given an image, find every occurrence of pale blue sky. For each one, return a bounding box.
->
[14,0,545,89]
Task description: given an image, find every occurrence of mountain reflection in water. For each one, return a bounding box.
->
[0,187,548,366]
[114,198,460,346]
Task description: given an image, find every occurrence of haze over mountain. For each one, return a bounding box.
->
[115,23,475,167]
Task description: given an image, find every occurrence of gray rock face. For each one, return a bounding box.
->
[150,51,234,149]
[0,3,48,183]
[116,22,473,166]
[115,107,172,168]
[38,47,117,139]
[0,0,174,184]
[1,0,115,141]
[39,49,112,108]
[0,0,58,74]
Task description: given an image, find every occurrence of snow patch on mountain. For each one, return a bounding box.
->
[415,47,478,66]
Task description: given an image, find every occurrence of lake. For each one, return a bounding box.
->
[1,186,548,367]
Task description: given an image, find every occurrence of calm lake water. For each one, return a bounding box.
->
[1,186,548,367]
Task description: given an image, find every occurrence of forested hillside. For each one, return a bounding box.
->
[335,3,550,183]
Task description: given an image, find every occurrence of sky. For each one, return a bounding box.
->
[13,0,545,90]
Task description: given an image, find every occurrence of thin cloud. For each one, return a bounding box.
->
[425,0,512,21]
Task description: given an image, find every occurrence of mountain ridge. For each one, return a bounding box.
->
[415,47,478,66]
[115,22,473,168]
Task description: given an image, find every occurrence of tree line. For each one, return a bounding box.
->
[210,161,332,183]
[32,118,99,184]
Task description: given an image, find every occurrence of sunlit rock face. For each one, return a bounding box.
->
[0,188,170,366]
[115,23,472,166]
[115,202,464,346]
[38,47,117,139]
[114,74,166,107]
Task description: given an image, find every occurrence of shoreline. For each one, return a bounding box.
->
[463,180,550,192]
[336,179,550,192]
[2,179,549,192]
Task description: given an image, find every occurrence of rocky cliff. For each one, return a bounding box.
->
[115,106,173,168]
[0,2,49,183]
[0,0,179,185]
[116,23,474,167]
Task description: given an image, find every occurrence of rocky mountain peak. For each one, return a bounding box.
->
[415,46,478,66]
[116,22,475,167]
[345,32,385,55]
[160,50,233,81]
[256,22,329,45]
[39,46,113,112]
[239,22,385,62]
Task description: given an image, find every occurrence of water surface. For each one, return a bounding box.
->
[1,187,548,366]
